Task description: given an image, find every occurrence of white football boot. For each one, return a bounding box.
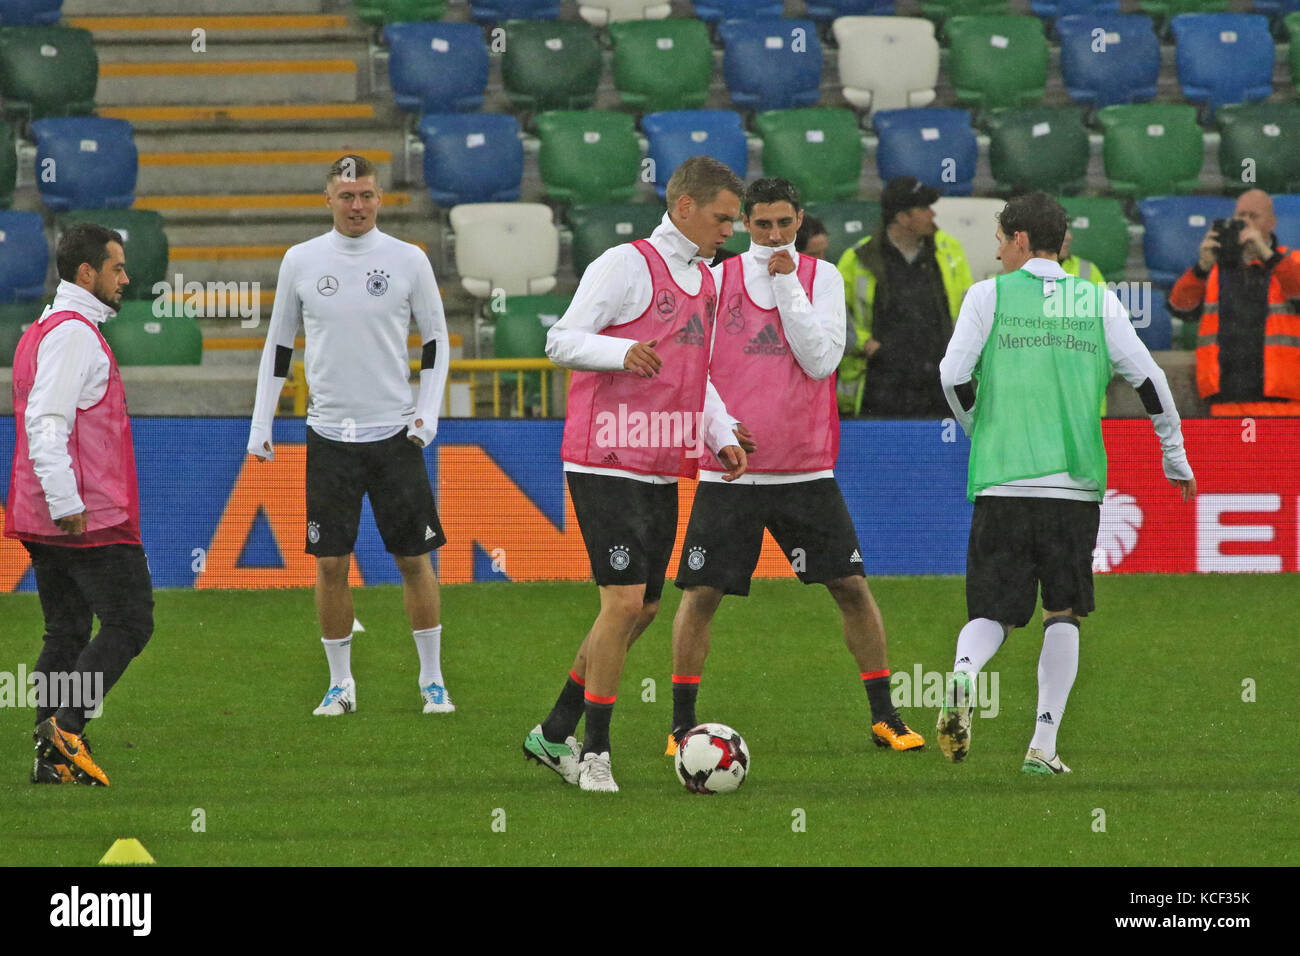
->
[420,681,455,714]
[312,678,357,716]
[578,751,619,793]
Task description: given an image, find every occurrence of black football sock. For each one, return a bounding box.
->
[671,676,700,736]
[540,672,586,742]
[862,669,894,724]
[581,696,615,757]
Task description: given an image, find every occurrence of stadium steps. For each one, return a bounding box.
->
[65,14,357,44]
[62,0,330,14]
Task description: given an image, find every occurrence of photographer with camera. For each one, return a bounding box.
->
[1169,189,1300,416]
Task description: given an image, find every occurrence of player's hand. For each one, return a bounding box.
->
[624,339,662,378]
[1171,476,1197,502]
[55,512,86,535]
[733,422,756,454]
[864,337,882,358]
[249,438,274,462]
[1197,229,1220,272]
[1239,226,1271,263]
[767,250,796,276]
[408,417,435,448]
[718,444,748,482]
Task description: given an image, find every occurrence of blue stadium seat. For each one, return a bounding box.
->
[31,117,137,212]
[1030,0,1119,17]
[804,0,895,22]
[1138,196,1236,286]
[1253,1,1300,17]
[1172,14,1274,112]
[1135,292,1172,351]
[693,0,783,24]
[0,1,63,25]
[872,108,978,196]
[417,113,523,206]
[1058,14,1160,107]
[642,110,747,200]
[1269,193,1300,249]
[720,18,822,113]
[384,22,489,114]
[468,0,560,20]
[0,211,48,302]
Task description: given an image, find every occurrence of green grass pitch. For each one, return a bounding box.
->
[0,575,1293,867]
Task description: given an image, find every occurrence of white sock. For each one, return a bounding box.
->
[1029,620,1080,755]
[954,617,1005,676]
[321,636,353,687]
[414,625,443,687]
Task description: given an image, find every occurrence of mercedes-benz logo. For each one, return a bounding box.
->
[724,294,745,334]
[317,275,338,296]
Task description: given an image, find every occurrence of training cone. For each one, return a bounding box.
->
[98,838,155,865]
[352,618,365,633]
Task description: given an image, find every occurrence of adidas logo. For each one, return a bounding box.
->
[957,656,972,665]
[743,322,789,356]
[602,451,621,465]
[849,548,862,564]
[1037,711,1054,725]
[673,313,707,347]
[424,526,436,541]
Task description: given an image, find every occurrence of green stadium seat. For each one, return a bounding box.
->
[1058,196,1130,278]
[1285,13,1300,95]
[1140,0,1229,33]
[0,300,38,367]
[57,209,169,301]
[502,20,602,115]
[0,122,14,209]
[353,0,447,25]
[1098,104,1203,198]
[609,18,712,114]
[567,203,665,276]
[0,26,97,120]
[986,107,1090,193]
[1216,103,1300,195]
[494,293,569,411]
[754,108,863,204]
[536,110,640,206]
[919,0,1008,28]
[944,16,1048,111]
[802,200,881,265]
[99,301,202,366]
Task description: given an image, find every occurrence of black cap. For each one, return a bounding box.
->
[880,176,941,224]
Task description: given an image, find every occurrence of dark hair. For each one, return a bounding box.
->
[742,177,802,217]
[997,191,1068,257]
[795,215,826,253]
[56,222,124,283]
[327,153,378,185]
[666,155,745,209]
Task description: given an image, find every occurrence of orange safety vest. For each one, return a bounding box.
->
[1196,249,1300,409]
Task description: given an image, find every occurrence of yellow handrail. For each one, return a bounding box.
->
[287,358,568,418]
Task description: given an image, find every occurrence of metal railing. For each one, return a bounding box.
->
[287,358,567,418]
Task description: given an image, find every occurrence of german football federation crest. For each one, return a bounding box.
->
[307,521,321,544]
[608,546,631,571]
[365,270,390,296]
[686,546,706,571]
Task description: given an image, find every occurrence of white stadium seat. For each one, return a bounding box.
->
[832,16,939,114]
[578,0,672,26]
[932,197,1007,282]
[450,202,559,299]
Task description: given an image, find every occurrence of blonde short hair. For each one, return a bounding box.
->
[665,155,745,209]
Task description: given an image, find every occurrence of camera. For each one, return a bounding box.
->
[1212,218,1246,268]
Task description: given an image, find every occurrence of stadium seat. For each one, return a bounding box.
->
[494,293,569,408]
[1057,14,1160,108]
[0,301,38,366]
[831,16,939,114]
[642,110,747,200]
[805,1,895,23]
[0,121,15,208]
[383,22,488,115]
[469,0,560,21]
[417,113,523,206]
[932,197,1005,280]
[609,18,713,114]
[1137,196,1236,286]
[0,26,97,119]
[872,108,978,196]
[754,108,863,204]
[1098,104,1204,198]
[1215,104,1300,195]
[719,18,822,113]
[692,1,783,25]
[567,203,665,276]
[450,203,559,298]
[353,0,447,25]
[802,200,881,264]
[1030,0,1119,17]
[1135,292,1172,351]
[100,301,202,366]
[1269,194,1300,251]
[57,209,168,302]
[31,117,137,212]
[501,20,601,114]
[0,212,44,303]
[985,107,1090,193]
[1139,1,1229,31]
[577,1,671,26]
[1058,196,1130,278]
[1171,14,1273,113]
[0,1,63,27]
[918,0,1008,25]
[536,110,640,205]
[944,15,1048,111]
